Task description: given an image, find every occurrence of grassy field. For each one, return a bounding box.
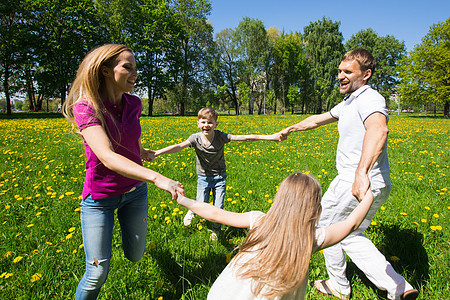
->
[0,114,448,299]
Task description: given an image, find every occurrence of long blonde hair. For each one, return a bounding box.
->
[234,173,322,298]
[63,44,133,137]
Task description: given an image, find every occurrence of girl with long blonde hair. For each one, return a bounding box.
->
[63,44,184,300]
[176,173,374,299]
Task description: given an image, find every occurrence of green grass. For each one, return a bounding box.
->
[0,114,448,299]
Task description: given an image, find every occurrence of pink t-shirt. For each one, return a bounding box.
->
[74,93,143,200]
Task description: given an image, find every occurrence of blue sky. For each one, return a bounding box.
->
[208,0,450,52]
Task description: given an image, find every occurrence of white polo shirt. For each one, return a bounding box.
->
[329,85,391,189]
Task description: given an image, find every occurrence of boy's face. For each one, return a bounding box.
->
[197,117,218,135]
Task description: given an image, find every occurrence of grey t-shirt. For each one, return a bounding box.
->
[188,130,232,176]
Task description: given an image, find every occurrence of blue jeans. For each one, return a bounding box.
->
[75,182,148,300]
[196,173,226,231]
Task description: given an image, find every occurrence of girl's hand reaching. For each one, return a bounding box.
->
[154,176,184,200]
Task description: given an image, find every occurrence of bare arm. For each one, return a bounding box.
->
[230,133,281,142]
[352,113,389,200]
[154,140,190,157]
[278,112,337,140]
[81,125,184,199]
[318,190,374,250]
[176,193,252,228]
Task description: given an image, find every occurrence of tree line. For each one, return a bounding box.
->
[1,0,448,117]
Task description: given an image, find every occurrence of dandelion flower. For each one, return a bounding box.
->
[400,212,407,216]
[421,219,427,223]
[13,256,23,263]
[433,214,439,218]
[425,206,430,210]
[68,227,76,232]
[31,273,42,282]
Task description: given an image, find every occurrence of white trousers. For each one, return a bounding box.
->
[318,177,413,299]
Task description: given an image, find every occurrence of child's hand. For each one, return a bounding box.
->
[141,148,156,162]
[278,129,290,141]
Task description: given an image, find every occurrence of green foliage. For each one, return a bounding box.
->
[398,17,450,117]
[303,17,345,113]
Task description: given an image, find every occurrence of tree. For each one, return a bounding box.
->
[271,32,305,113]
[303,17,344,113]
[0,0,29,115]
[169,0,214,116]
[235,17,269,114]
[212,28,242,115]
[97,0,181,116]
[346,28,406,100]
[32,0,104,109]
[399,18,450,117]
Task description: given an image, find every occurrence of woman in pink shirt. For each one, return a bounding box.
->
[63,44,184,300]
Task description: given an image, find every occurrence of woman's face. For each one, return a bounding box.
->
[104,51,138,94]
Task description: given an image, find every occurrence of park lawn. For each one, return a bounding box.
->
[0,114,448,299]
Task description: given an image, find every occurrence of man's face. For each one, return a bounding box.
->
[338,59,371,95]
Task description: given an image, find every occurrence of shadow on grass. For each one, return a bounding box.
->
[148,225,247,300]
[347,224,429,299]
[0,112,64,119]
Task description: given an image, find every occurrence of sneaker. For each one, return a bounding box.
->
[208,229,219,241]
[183,210,195,226]
[400,289,419,300]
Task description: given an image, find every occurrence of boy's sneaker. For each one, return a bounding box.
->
[208,229,219,241]
[183,210,195,226]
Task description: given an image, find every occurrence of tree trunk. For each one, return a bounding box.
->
[444,101,449,118]
[147,85,153,117]
[3,66,12,115]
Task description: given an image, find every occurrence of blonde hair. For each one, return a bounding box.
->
[63,44,133,137]
[198,107,218,121]
[234,173,322,298]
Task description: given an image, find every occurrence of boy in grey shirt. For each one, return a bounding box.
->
[154,108,280,240]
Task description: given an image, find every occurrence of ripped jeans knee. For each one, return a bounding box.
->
[75,257,110,300]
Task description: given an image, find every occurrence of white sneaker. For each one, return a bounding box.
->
[183,210,195,226]
[208,229,219,241]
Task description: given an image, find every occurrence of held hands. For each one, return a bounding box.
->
[140,148,156,162]
[278,128,291,141]
[154,176,185,200]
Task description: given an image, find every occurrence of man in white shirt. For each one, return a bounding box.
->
[278,49,418,300]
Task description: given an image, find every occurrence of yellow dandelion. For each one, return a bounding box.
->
[433,214,439,218]
[31,273,42,282]
[27,224,34,228]
[435,226,442,230]
[371,221,377,226]
[197,224,203,231]
[421,219,427,223]
[56,250,62,253]
[412,222,419,226]
[13,256,23,263]
[153,214,158,219]
[248,190,253,194]
[72,249,77,254]
[430,226,437,231]
[4,273,13,279]
[74,207,81,212]
[79,244,84,249]
[424,206,430,210]
[68,227,76,232]
[380,206,385,211]
[400,212,407,216]
[5,205,10,209]
[66,233,73,239]
[46,242,53,245]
